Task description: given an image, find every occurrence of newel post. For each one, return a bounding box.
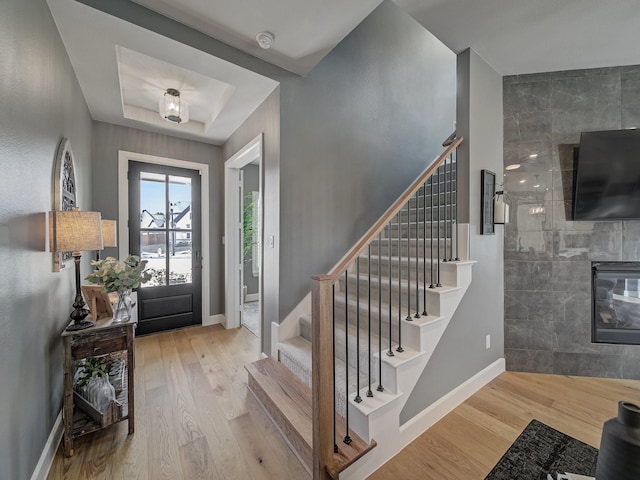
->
[312,274,334,480]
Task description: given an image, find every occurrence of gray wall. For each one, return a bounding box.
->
[401,48,505,421]
[504,65,640,377]
[91,121,224,316]
[242,164,259,295]
[0,0,93,478]
[78,0,457,345]
[277,0,456,318]
[222,89,280,354]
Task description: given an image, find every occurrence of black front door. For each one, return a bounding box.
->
[128,161,202,335]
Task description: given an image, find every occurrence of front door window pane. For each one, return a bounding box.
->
[169,175,192,230]
[140,172,166,229]
[140,231,166,287]
[169,246,192,285]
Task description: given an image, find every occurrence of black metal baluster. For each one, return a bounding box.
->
[387,218,394,357]
[448,153,454,262]
[406,202,412,322]
[332,284,338,453]
[343,270,352,445]
[422,181,428,315]
[454,148,460,261]
[415,191,420,318]
[430,177,435,290]
[436,165,442,287]
[442,156,448,263]
[397,210,404,353]
[355,257,362,403]
[367,245,373,398]
[377,231,384,391]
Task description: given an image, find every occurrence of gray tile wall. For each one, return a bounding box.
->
[503,65,640,378]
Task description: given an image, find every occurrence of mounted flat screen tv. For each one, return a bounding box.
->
[573,129,640,220]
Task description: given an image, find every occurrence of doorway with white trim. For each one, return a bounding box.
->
[117,151,213,330]
[225,134,263,337]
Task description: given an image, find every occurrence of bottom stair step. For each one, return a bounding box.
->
[245,357,313,473]
[245,357,376,479]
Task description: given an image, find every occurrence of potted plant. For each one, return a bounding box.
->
[85,255,152,321]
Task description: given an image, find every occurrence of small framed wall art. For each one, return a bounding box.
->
[52,138,77,271]
[480,169,496,235]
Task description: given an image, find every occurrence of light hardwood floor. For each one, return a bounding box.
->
[48,325,640,480]
[370,371,640,479]
[48,325,311,480]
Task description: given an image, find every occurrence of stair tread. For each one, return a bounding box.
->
[278,336,314,374]
[279,336,376,389]
[327,429,377,478]
[245,357,376,479]
[245,357,314,471]
[245,358,313,441]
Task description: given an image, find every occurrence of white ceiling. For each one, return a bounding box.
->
[45,0,640,146]
[395,0,640,75]
[132,0,382,76]
[46,0,278,145]
[131,0,640,76]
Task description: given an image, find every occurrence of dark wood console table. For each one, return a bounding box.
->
[61,313,136,457]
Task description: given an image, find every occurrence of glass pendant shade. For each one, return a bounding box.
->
[159,88,189,124]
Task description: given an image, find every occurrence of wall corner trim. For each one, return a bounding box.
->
[30,410,63,480]
[204,314,225,327]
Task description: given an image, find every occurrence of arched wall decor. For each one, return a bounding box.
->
[52,137,78,272]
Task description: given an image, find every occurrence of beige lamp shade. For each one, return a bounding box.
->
[101,219,117,248]
[50,209,103,253]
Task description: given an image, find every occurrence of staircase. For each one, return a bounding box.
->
[246,136,475,479]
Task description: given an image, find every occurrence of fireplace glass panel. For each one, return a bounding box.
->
[593,262,640,344]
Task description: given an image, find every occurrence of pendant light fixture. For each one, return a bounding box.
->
[159,88,189,124]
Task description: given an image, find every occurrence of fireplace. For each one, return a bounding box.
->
[592,262,640,345]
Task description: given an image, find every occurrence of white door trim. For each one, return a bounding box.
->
[117,150,216,326]
[225,133,263,329]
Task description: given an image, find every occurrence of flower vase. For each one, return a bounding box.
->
[113,289,132,322]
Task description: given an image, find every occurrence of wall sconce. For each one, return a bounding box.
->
[97,219,117,261]
[50,208,103,330]
[494,190,510,224]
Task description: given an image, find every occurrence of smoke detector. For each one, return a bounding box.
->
[256,32,275,50]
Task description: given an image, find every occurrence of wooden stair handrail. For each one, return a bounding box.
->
[323,136,463,283]
[442,131,457,147]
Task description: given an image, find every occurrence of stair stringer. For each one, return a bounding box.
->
[340,261,482,479]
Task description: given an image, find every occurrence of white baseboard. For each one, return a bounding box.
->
[271,293,309,357]
[400,357,505,439]
[245,293,259,303]
[203,314,224,327]
[31,410,63,480]
[343,358,505,480]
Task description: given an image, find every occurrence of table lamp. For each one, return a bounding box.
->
[97,219,117,261]
[50,208,103,330]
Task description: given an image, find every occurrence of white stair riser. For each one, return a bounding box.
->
[356,256,458,282]
[382,221,455,239]
[334,294,432,333]
[369,239,451,258]
[340,274,448,313]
